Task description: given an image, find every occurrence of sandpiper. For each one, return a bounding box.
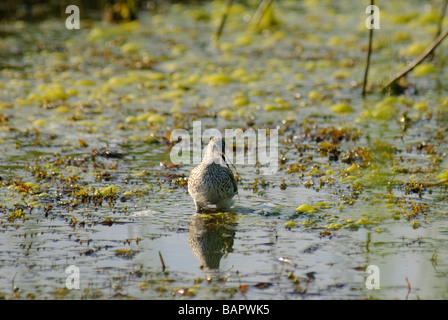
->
[187,137,238,212]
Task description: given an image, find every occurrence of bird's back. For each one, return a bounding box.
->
[188,162,237,205]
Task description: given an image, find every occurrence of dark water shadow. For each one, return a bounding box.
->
[188,211,238,271]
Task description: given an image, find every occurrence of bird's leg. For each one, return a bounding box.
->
[194,201,202,213]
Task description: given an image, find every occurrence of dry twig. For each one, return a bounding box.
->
[214,0,233,41]
[382,27,448,92]
[362,0,375,96]
[250,0,274,27]
[158,251,166,271]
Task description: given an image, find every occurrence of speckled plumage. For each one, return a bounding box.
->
[188,138,238,212]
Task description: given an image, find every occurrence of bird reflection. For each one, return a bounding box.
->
[188,211,237,271]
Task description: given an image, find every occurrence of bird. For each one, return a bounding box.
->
[187,137,238,213]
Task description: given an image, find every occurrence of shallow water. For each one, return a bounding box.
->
[1,0,448,299]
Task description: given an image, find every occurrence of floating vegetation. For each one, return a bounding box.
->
[295,204,316,214]
[115,249,139,259]
[0,0,447,300]
[7,208,27,223]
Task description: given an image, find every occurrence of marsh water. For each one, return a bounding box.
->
[1,0,448,299]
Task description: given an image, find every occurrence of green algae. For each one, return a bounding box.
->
[0,0,448,300]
